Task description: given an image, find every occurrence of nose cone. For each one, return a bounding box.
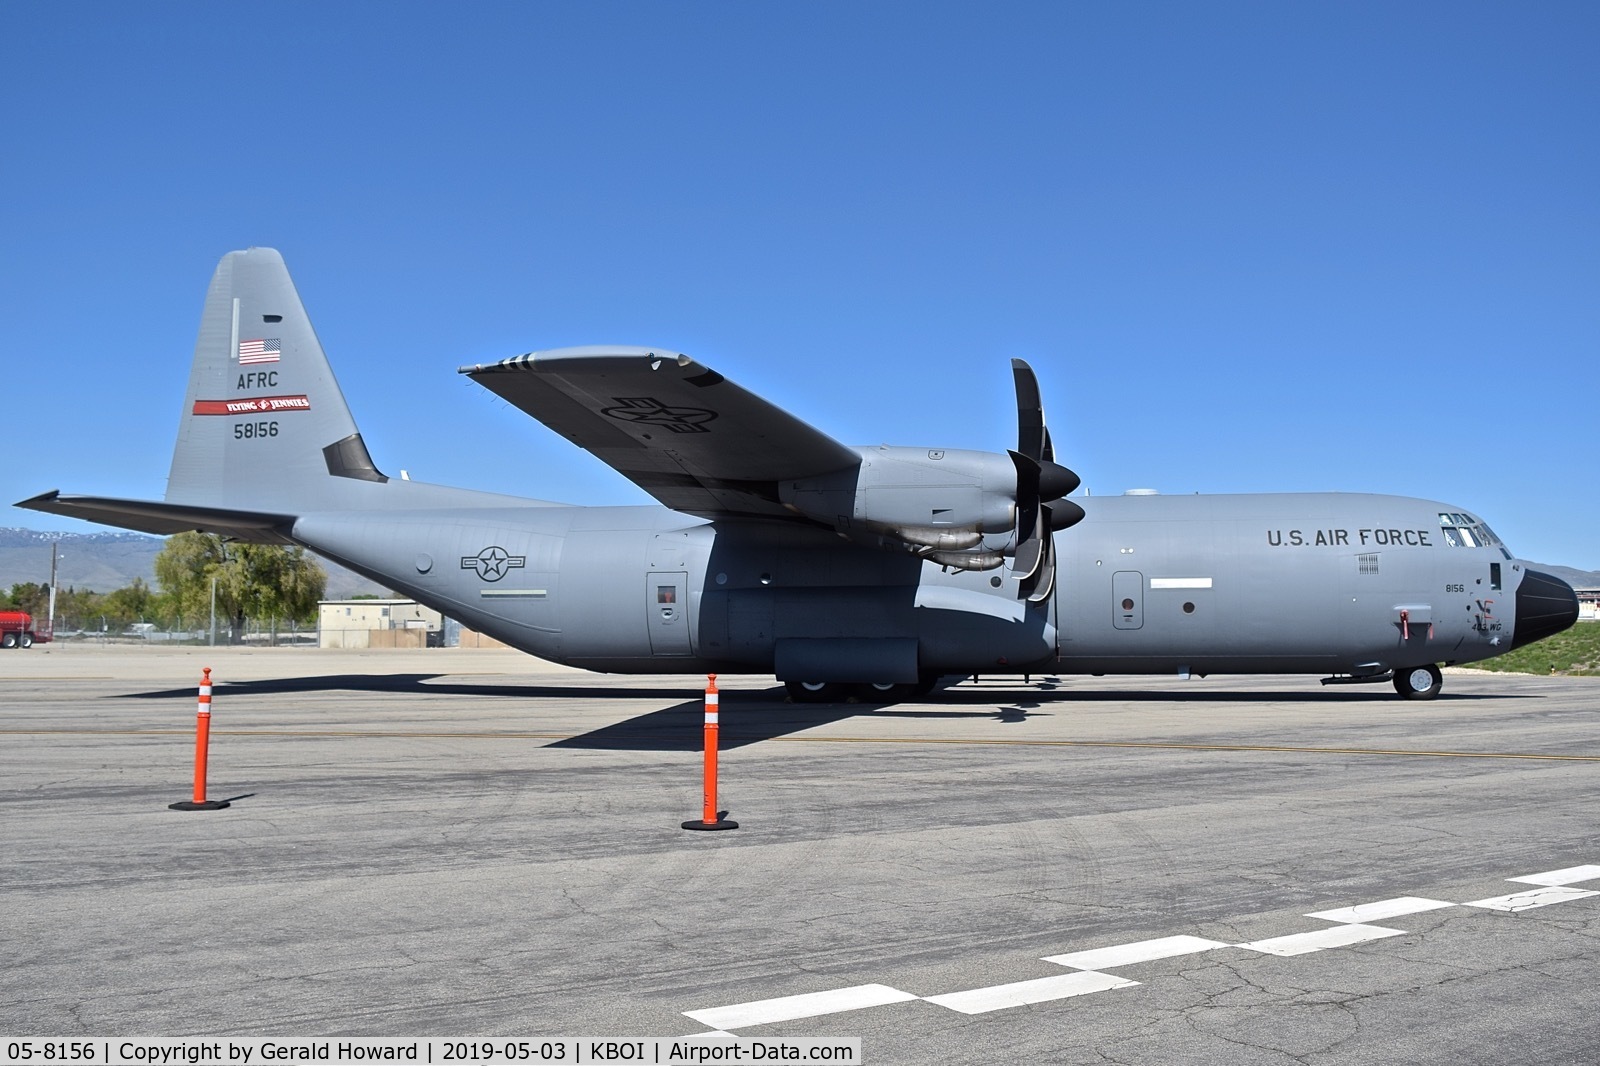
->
[1510,569,1580,650]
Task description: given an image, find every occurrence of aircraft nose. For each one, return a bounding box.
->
[1510,568,1579,650]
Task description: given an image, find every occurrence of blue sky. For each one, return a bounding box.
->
[3,2,1596,569]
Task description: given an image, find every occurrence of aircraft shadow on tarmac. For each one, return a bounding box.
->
[117,673,702,702]
[924,685,1504,705]
[548,688,1088,750]
[115,674,1507,753]
[548,695,849,751]
[112,675,1040,750]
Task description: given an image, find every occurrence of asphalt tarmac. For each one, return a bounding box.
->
[3,643,1599,1064]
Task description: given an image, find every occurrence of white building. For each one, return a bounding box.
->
[318,599,442,648]
[1577,588,1599,623]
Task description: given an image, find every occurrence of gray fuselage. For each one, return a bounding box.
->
[291,489,1533,683]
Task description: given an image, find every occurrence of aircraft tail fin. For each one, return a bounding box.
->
[165,247,386,512]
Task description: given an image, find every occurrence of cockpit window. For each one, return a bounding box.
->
[1438,512,1501,548]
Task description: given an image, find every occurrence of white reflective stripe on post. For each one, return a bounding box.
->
[705,712,719,724]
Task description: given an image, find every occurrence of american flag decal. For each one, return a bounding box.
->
[238,338,281,364]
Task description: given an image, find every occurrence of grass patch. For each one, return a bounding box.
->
[1472,622,1600,676]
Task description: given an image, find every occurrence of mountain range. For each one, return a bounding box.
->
[0,528,388,600]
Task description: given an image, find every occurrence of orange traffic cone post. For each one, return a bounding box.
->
[682,674,737,831]
[169,667,231,811]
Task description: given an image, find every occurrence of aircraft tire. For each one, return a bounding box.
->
[19,633,32,648]
[856,682,919,703]
[0,632,16,649]
[1394,664,1443,700]
[785,681,848,703]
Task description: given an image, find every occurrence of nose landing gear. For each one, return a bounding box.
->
[1394,663,1443,700]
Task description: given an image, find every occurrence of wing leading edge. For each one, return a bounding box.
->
[460,347,861,519]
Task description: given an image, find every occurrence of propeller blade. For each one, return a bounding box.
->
[1009,450,1044,579]
[1026,531,1056,603]
[1011,358,1048,461]
[1012,501,1045,580]
[1010,360,1074,600]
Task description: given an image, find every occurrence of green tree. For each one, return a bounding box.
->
[54,586,104,632]
[100,578,156,629]
[154,532,228,624]
[4,582,48,616]
[155,532,326,642]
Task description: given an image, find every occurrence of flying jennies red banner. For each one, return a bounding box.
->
[192,395,311,415]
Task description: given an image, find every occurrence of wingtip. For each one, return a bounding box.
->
[15,490,63,511]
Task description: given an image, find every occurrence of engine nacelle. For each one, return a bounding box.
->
[780,446,1019,552]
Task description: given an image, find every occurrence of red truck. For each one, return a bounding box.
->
[0,611,51,648]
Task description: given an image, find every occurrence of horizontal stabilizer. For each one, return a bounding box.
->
[16,491,298,544]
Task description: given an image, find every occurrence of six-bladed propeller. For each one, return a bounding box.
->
[776,357,1082,599]
[1007,359,1083,603]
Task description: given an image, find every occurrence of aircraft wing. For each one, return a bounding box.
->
[460,347,861,518]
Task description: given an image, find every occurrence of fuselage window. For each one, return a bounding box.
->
[657,586,676,604]
[1490,563,1502,591]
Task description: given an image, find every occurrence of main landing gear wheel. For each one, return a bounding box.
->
[858,682,918,702]
[1394,663,1443,700]
[785,680,848,703]
[786,678,943,704]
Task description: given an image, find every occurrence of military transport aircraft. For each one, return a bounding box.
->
[19,248,1579,701]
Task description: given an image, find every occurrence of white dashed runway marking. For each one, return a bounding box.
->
[1304,896,1456,924]
[1507,864,1600,887]
[1463,886,1600,912]
[682,984,919,1031]
[680,862,1600,1034]
[1237,922,1406,957]
[924,971,1137,1015]
[1042,934,1230,970]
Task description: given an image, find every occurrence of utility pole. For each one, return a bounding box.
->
[209,576,217,647]
[47,542,59,639]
